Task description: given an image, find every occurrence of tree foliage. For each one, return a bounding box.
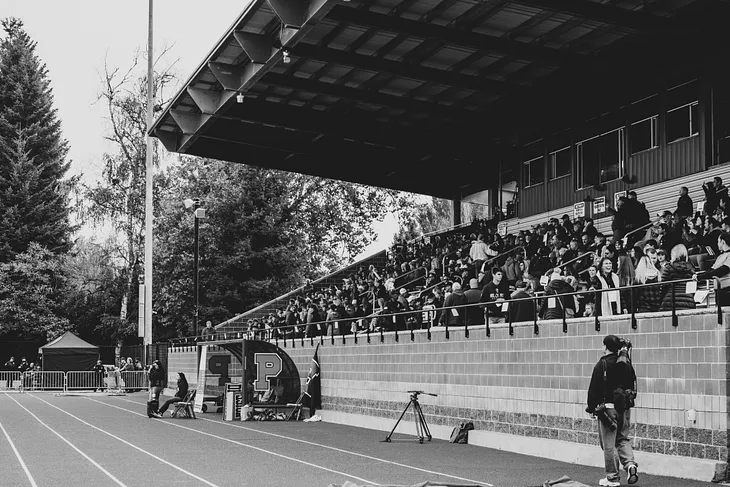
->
[0,18,74,263]
[152,157,398,339]
[393,195,452,242]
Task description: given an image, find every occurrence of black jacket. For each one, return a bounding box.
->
[176,377,189,399]
[587,352,637,412]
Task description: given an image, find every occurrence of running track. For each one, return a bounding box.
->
[0,392,718,487]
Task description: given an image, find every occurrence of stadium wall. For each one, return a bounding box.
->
[283,310,730,483]
[166,310,730,481]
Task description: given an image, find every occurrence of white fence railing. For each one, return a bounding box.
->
[1,370,149,393]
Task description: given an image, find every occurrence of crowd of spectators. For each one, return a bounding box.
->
[224,177,730,340]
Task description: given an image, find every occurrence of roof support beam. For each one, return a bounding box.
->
[513,0,670,31]
[291,43,517,95]
[233,31,275,63]
[187,88,236,114]
[208,61,264,92]
[170,110,212,135]
[267,0,308,28]
[327,5,582,66]
[154,129,180,152]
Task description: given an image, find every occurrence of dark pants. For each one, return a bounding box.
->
[158,396,183,414]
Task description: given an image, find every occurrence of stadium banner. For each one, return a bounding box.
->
[194,345,207,413]
[573,202,585,220]
[592,196,606,214]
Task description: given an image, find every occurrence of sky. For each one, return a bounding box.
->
[0,0,399,257]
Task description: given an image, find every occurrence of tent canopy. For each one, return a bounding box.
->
[40,331,98,372]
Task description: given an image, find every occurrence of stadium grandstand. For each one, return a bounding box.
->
[151,0,730,482]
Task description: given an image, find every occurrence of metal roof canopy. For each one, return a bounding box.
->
[151,0,729,201]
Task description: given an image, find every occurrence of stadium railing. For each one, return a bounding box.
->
[0,371,21,391]
[20,371,65,392]
[169,277,721,348]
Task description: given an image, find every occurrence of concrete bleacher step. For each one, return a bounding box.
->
[217,250,387,333]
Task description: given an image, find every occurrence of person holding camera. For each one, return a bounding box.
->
[587,335,639,487]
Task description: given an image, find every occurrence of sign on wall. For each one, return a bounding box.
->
[614,190,627,209]
[592,196,606,214]
[497,221,507,237]
[573,202,585,220]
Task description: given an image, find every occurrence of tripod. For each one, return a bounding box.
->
[384,390,437,444]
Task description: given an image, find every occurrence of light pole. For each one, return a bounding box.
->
[183,198,206,336]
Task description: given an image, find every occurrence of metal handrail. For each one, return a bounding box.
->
[557,251,595,270]
[622,216,662,242]
[171,277,719,344]
[483,246,525,270]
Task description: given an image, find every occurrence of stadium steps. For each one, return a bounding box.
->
[215,250,387,333]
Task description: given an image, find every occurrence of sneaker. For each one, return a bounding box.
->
[599,478,620,487]
[627,463,639,485]
[150,412,162,419]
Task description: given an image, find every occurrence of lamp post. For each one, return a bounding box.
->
[183,198,205,336]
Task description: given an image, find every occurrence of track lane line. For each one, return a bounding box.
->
[0,419,39,487]
[115,396,492,487]
[28,393,221,487]
[89,397,379,486]
[5,393,127,487]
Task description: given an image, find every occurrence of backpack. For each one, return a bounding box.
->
[449,422,474,444]
[601,348,637,413]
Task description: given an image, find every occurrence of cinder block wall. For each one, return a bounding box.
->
[284,310,729,472]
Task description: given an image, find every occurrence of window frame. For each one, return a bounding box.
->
[522,156,545,189]
[575,127,625,190]
[666,101,699,144]
[549,146,571,181]
[629,115,658,155]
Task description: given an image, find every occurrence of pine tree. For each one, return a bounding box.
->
[0,18,72,262]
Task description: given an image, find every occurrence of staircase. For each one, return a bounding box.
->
[216,250,387,333]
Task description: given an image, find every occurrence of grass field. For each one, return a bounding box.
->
[0,392,718,487]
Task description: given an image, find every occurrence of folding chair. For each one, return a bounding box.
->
[171,390,196,419]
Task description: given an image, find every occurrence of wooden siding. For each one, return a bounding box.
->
[546,175,572,211]
[627,135,703,187]
[520,182,546,217]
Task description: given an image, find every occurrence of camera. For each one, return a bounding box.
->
[593,404,617,431]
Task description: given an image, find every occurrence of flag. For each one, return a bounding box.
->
[303,345,321,411]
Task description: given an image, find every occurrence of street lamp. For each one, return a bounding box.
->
[183,198,206,336]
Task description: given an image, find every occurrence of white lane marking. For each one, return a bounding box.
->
[5,393,127,487]
[0,418,39,487]
[116,396,492,487]
[28,394,221,487]
[90,397,379,486]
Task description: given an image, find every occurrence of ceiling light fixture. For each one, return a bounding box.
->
[282,49,291,64]
[236,93,245,103]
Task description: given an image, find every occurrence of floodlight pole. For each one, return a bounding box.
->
[193,201,201,337]
[144,0,154,364]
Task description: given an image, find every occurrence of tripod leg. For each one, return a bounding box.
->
[385,399,413,442]
[413,399,423,443]
[414,401,432,441]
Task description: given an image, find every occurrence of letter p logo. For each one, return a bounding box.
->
[253,353,283,392]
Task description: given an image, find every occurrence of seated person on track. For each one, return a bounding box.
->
[157,372,189,417]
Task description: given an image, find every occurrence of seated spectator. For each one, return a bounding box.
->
[656,249,669,270]
[659,244,696,311]
[696,232,730,306]
[157,372,189,417]
[594,257,625,316]
[634,255,662,312]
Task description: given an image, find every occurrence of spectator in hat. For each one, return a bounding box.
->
[540,268,576,320]
[463,278,483,326]
[509,280,535,323]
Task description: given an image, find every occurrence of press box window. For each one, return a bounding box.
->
[576,128,624,190]
[667,102,698,143]
[549,147,570,179]
[523,156,544,188]
[630,116,658,154]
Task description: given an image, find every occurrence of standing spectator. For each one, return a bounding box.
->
[540,269,576,320]
[675,186,693,218]
[634,256,662,312]
[703,177,728,217]
[469,234,491,278]
[439,282,466,327]
[18,357,29,373]
[509,280,535,323]
[147,360,165,419]
[201,321,215,337]
[463,278,483,326]
[93,359,105,392]
[480,268,509,324]
[659,244,696,311]
[594,258,625,317]
[4,356,16,371]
